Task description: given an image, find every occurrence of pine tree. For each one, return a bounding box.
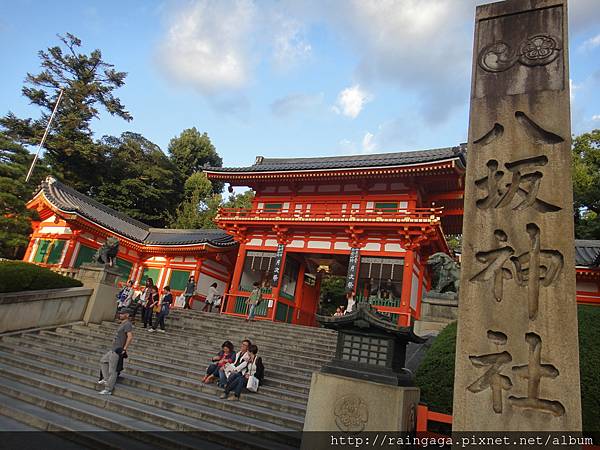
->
[0,33,131,193]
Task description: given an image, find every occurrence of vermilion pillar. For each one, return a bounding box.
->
[399,249,415,327]
[226,242,247,314]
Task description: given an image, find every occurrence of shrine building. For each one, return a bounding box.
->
[204,146,467,326]
[24,177,236,300]
[23,146,600,326]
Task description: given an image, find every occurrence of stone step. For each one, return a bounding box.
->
[0,391,153,450]
[0,358,299,450]
[15,333,310,405]
[169,315,337,347]
[167,312,337,345]
[40,330,313,394]
[0,348,305,433]
[8,334,308,404]
[0,372,235,450]
[170,310,336,339]
[94,322,331,372]
[100,319,336,358]
[0,340,308,422]
[62,324,329,374]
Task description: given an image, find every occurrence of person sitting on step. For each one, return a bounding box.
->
[218,339,251,388]
[220,344,264,401]
[203,340,235,384]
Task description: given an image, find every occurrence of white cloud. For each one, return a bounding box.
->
[361,132,376,153]
[270,92,323,116]
[323,0,475,123]
[272,19,312,70]
[592,115,600,122]
[157,0,256,94]
[581,33,600,51]
[332,85,371,119]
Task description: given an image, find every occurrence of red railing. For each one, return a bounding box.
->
[416,404,452,434]
[216,204,443,224]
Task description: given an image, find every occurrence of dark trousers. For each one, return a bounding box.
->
[130,303,141,321]
[184,295,192,309]
[142,307,153,328]
[153,311,167,330]
[206,363,220,377]
[225,372,246,398]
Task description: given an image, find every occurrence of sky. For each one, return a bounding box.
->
[1,0,599,169]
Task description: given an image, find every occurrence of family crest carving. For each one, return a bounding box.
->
[333,395,368,432]
[478,34,561,73]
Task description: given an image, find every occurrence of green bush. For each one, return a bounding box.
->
[0,260,82,293]
[415,306,599,432]
[578,305,600,432]
[415,321,457,415]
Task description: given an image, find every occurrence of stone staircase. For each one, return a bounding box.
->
[0,309,338,449]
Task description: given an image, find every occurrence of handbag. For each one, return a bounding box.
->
[223,363,236,378]
[246,375,259,392]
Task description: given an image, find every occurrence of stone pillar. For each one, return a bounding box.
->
[76,263,121,324]
[454,0,581,431]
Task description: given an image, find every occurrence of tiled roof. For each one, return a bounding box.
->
[37,177,235,248]
[575,239,600,268]
[205,145,466,173]
[145,229,234,246]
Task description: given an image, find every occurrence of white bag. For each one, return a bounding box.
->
[214,295,222,307]
[223,363,236,378]
[174,294,186,308]
[246,375,259,392]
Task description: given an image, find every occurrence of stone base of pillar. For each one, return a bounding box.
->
[301,372,419,449]
[76,263,120,324]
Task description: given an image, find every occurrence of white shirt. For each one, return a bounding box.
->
[206,286,219,304]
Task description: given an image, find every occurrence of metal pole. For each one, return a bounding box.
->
[25,89,64,183]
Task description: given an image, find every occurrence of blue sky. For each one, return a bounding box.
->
[1,0,599,169]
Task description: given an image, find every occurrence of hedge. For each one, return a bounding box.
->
[415,306,599,432]
[0,260,83,293]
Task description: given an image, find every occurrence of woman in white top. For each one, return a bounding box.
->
[202,282,220,313]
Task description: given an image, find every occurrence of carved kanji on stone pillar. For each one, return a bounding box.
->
[453,0,581,432]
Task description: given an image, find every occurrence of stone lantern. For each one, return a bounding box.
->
[316,302,424,386]
[302,302,424,438]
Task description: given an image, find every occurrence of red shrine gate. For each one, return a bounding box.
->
[205,147,466,326]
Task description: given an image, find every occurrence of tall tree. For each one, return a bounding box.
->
[96,132,179,227]
[572,129,600,239]
[170,180,254,230]
[168,128,223,193]
[0,33,132,193]
[0,133,48,258]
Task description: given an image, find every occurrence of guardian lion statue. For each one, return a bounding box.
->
[92,237,120,267]
[426,252,460,294]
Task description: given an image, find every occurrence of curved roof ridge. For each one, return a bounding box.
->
[205,144,466,173]
[36,177,234,248]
